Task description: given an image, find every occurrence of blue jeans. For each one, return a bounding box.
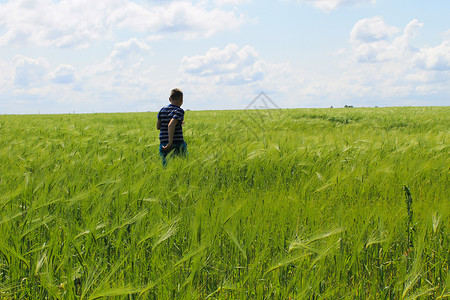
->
[159,141,188,166]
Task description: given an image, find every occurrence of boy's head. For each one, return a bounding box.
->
[169,88,183,106]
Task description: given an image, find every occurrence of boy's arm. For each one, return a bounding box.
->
[156,119,161,130]
[162,118,179,151]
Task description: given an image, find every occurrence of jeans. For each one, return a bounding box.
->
[159,141,188,166]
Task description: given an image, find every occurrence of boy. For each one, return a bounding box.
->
[157,88,187,165]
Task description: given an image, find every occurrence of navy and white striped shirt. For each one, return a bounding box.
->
[158,104,185,144]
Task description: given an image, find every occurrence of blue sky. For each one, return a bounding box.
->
[0,0,449,114]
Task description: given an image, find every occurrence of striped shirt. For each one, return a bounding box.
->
[158,104,185,144]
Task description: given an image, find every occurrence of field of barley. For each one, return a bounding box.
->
[0,106,449,299]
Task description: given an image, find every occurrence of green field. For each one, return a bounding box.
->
[0,107,449,299]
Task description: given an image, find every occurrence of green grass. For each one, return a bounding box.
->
[0,107,449,299]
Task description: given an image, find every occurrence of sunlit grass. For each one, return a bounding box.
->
[0,107,448,298]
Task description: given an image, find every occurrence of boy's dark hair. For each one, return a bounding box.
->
[170,88,183,102]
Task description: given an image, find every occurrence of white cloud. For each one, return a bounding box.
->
[114,1,246,39]
[350,18,423,63]
[50,64,77,84]
[181,44,265,85]
[11,57,79,89]
[295,0,376,12]
[0,59,11,83]
[1,4,448,114]
[14,56,50,87]
[0,38,158,113]
[320,17,450,106]
[0,0,246,48]
[413,41,450,71]
[181,44,256,74]
[350,16,399,43]
[214,0,252,5]
[108,38,152,70]
[178,40,447,109]
[84,38,152,78]
[178,44,310,109]
[78,38,156,109]
[0,0,113,48]
[348,17,450,74]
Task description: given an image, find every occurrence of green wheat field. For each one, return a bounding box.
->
[0,106,449,299]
